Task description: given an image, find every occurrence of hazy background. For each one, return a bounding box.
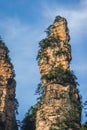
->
[0,0,87,123]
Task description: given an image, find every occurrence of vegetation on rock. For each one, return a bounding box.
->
[21,106,37,130]
[80,122,87,130]
[21,16,82,130]
[0,38,15,77]
[0,37,18,130]
[41,65,78,86]
[37,37,72,64]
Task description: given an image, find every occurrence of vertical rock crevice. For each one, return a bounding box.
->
[36,16,82,130]
[0,38,18,130]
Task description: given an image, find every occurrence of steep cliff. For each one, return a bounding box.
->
[0,38,18,130]
[36,16,82,130]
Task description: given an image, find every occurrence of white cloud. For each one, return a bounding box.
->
[43,0,87,35]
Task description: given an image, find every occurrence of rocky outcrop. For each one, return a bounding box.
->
[36,16,81,130]
[0,39,18,130]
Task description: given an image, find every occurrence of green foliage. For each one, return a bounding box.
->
[80,122,87,130]
[36,37,60,64]
[62,110,80,128]
[50,88,82,130]
[45,16,65,36]
[35,83,44,100]
[54,42,72,61]
[0,121,5,130]
[41,65,78,86]
[54,16,64,23]
[81,98,87,130]
[0,113,5,130]
[39,37,60,49]
[45,15,70,42]
[84,98,87,117]
[50,106,81,130]
[14,98,19,115]
[36,36,72,64]
[0,38,9,53]
[21,106,37,130]
[37,16,71,65]
[0,37,15,77]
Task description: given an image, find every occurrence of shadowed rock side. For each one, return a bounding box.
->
[36,16,82,130]
[0,39,18,130]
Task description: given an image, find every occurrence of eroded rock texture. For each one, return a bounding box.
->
[36,16,81,130]
[0,39,18,130]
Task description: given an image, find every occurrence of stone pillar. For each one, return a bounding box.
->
[36,16,81,130]
[0,39,18,130]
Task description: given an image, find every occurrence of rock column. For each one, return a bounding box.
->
[0,39,18,130]
[36,16,81,130]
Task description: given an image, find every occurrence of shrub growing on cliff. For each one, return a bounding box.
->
[35,83,44,100]
[41,65,78,86]
[0,38,15,77]
[36,37,60,64]
[36,36,72,64]
[80,122,87,130]
[0,38,9,53]
[21,106,37,130]
[80,98,87,130]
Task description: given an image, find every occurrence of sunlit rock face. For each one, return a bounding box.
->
[36,16,81,130]
[0,39,18,130]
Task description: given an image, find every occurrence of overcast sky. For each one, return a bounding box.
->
[0,0,87,123]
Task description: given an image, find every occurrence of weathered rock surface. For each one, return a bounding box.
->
[36,16,81,130]
[0,39,18,130]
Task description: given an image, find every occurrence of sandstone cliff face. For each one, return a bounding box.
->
[36,16,81,130]
[0,39,18,130]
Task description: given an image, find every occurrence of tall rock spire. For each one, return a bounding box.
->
[36,16,81,130]
[0,38,18,130]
